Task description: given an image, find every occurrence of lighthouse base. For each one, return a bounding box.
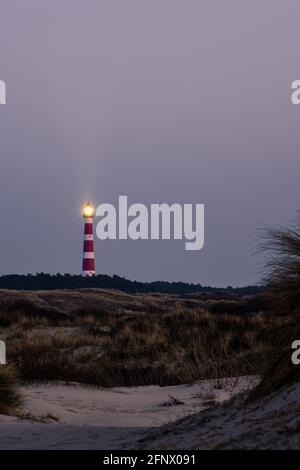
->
[82,271,96,277]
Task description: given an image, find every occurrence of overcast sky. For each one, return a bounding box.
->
[0,0,299,286]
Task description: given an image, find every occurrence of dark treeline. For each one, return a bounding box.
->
[0,273,263,296]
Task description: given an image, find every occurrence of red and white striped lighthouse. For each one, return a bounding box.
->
[82,202,96,276]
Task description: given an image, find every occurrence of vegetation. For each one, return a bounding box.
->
[0,273,262,295]
[0,364,22,414]
[247,213,300,402]
[259,214,300,314]
[0,288,286,388]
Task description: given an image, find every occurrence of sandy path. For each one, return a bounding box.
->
[0,378,257,449]
[0,423,143,450]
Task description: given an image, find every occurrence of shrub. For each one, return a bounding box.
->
[258,214,300,314]
[0,364,22,414]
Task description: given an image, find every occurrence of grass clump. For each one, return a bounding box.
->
[0,364,22,414]
[258,214,300,314]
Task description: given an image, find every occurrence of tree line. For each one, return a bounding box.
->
[0,273,262,295]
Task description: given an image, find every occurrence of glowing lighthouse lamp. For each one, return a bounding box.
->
[82,202,96,276]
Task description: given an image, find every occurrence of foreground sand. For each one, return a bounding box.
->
[0,378,256,450]
[142,381,300,450]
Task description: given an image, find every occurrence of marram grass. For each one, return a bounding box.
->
[0,364,22,415]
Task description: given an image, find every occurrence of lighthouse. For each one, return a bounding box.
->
[82,202,96,276]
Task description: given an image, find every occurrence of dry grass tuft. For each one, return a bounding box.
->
[0,287,287,388]
[0,364,22,415]
[258,214,300,315]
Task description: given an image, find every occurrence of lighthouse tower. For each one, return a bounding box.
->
[82,202,96,276]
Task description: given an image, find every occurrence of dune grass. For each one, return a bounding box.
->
[0,364,22,415]
[258,214,300,315]
[2,303,284,387]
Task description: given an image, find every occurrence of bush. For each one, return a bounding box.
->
[0,364,22,414]
[258,214,300,314]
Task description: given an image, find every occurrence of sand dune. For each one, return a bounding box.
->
[0,378,256,449]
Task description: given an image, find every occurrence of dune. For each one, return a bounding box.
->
[0,377,256,450]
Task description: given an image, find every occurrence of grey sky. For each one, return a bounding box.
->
[0,0,299,286]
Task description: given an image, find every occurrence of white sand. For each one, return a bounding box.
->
[0,377,257,450]
[142,381,300,450]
